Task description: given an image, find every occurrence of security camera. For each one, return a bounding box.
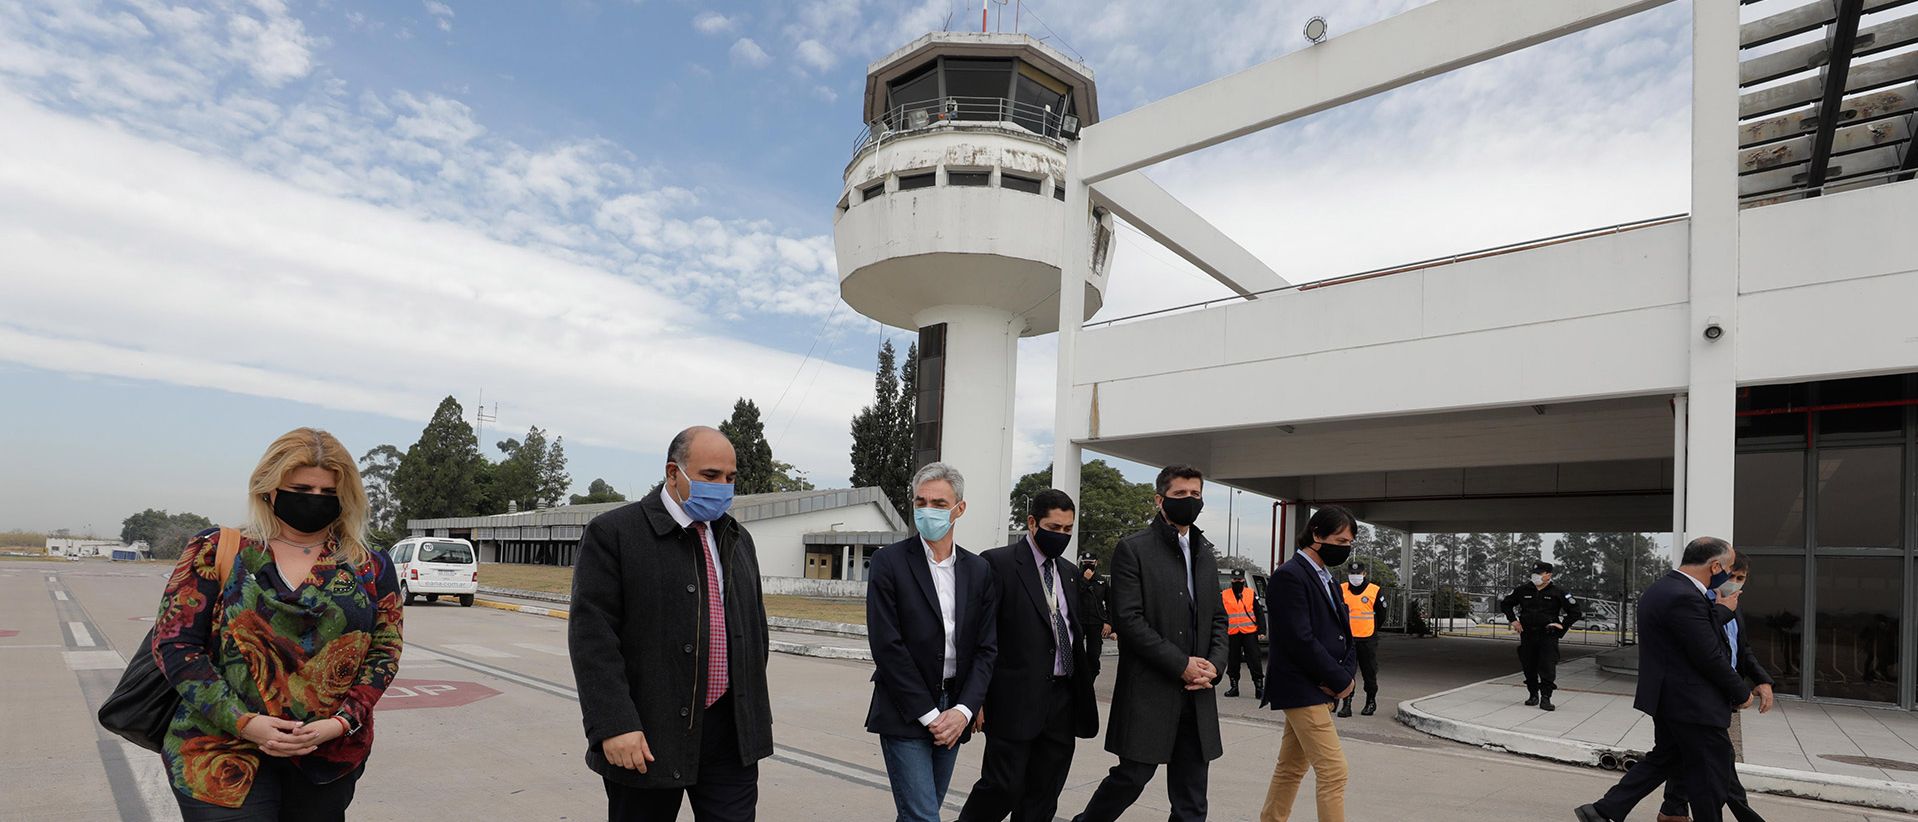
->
[1703,317,1724,341]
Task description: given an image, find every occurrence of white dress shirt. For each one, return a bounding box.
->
[1176,528,1194,600]
[916,539,973,726]
[662,486,722,606]
[1301,550,1336,608]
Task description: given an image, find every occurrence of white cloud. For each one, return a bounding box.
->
[390,90,483,145]
[692,11,735,35]
[794,38,833,72]
[423,0,454,32]
[729,37,771,69]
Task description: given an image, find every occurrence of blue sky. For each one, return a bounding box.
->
[1,0,1727,542]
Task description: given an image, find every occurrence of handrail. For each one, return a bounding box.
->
[849,95,1072,160]
[1083,213,1692,329]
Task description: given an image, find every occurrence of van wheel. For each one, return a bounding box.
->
[427,594,440,603]
[400,584,413,605]
[459,594,475,607]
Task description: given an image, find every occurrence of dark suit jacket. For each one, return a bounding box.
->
[1262,553,1356,710]
[864,537,999,740]
[978,539,1099,741]
[1104,519,1228,764]
[1634,571,1751,727]
[1712,603,1776,687]
[568,489,774,788]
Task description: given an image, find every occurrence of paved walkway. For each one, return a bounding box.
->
[1401,657,1918,812]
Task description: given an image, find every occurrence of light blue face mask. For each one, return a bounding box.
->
[915,506,953,541]
[672,465,733,522]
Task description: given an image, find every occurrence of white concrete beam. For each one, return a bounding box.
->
[1088,172,1290,297]
[1076,0,1675,184]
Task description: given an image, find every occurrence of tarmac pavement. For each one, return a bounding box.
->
[5,559,1914,821]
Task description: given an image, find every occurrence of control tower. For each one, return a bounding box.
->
[834,32,1113,552]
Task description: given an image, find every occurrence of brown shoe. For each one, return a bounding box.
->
[1655,815,1690,822]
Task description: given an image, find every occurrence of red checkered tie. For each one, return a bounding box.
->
[695,522,728,707]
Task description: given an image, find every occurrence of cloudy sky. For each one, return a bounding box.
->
[0,0,1740,542]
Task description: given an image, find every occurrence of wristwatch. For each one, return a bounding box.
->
[334,713,361,735]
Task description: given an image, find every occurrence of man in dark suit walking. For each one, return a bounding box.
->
[866,462,999,822]
[1258,506,1359,822]
[1073,464,1228,822]
[957,489,1099,822]
[569,426,774,822]
[1652,553,1776,822]
[1578,537,1753,822]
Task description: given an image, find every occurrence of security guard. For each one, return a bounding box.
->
[1077,556,1111,675]
[1339,560,1385,717]
[1220,568,1265,699]
[1499,561,1581,711]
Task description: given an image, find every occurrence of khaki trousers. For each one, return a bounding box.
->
[1260,703,1347,822]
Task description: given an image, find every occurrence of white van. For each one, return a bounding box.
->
[389,537,479,606]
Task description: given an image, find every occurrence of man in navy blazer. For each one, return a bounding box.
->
[1258,506,1359,821]
[1578,537,1753,822]
[866,462,999,822]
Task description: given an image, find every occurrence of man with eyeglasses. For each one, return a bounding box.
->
[1257,505,1359,822]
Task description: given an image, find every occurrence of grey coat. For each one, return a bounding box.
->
[1103,518,1229,764]
[568,488,774,788]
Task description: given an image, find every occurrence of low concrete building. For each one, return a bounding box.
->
[406,487,910,582]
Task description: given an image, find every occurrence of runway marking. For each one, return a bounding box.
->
[512,642,569,656]
[48,575,58,582]
[64,650,127,671]
[54,590,69,601]
[0,643,62,649]
[442,643,516,658]
[69,621,96,647]
[116,740,176,817]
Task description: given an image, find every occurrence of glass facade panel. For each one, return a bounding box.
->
[1816,375,1908,437]
[1743,554,1806,697]
[1815,446,1903,549]
[943,58,1012,120]
[888,64,939,114]
[1812,556,1903,703]
[1736,451,1806,548]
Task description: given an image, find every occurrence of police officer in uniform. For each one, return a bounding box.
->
[1077,558,1111,675]
[1338,561,1385,717]
[1220,568,1265,699]
[1499,561,1581,711]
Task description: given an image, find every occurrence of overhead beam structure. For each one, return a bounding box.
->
[1803,0,1869,197]
[1074,0,1676,185]
[1087,172,1290,297]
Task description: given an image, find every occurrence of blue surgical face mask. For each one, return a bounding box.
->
[915,506,954,541]
[672,466,733,522]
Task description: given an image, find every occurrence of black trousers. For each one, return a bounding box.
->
[605,695,759,822]
[1354,637,1380,699]
[1226,633,1264,685]
[1080,623,1104,674]
[1663,769,1766,822]
[1074,694,1208,822]
[958,678,1077,822]
[174,761,364,822]
[1518,629,1561,693]
[1592,717,1736,822]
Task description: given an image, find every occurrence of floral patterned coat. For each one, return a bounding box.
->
[152,528,403,807]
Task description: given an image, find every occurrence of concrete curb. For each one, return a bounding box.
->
[478,586,569,604]
[1397,677,1918,814]
[768,616,867,638]
[769,640,873,661]
[475,598,569,620]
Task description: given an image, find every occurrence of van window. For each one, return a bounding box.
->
[391,543,411,563]
[420,541,475,564]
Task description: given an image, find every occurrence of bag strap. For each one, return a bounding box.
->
[214,527,243,588]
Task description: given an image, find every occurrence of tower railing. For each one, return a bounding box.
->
[849,96,1073,160]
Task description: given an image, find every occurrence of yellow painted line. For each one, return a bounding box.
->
[475,598,569,620]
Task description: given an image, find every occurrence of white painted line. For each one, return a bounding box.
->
[63,650,127,671]
[441,643,515,659]
[54,590,69,601]
[117,740,178,819]
[48,576,57,583]
[69,621,96,648]
[0,644,65,650]
[512,642,569,657]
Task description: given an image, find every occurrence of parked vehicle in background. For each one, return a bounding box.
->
[389,537,479,606]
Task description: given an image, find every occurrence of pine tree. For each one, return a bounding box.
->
[358,444,405,545]
[720,398,777,495]
[850,341,910,519]
[541,436,571,507]
[392,396,487,521]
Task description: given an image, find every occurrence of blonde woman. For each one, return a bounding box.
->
[151,428,402,821]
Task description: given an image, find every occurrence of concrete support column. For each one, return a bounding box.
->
[842,544,854,581]
[1054,142,1090,560]
[1684,0,1741,555]
[913,303,1021,555]
[1399,529,1415,586]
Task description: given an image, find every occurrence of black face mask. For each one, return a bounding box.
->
[1315,541,1353,568]
[1231,580,1245,593]
[271,490,342,534]
[1033,528,1072,559]
[1160,496,1203,527]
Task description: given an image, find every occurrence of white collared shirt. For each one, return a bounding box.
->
[1176,527,1194,599]
[1301,550,1336,608]
[1681,569,1710,599]
[662,486,723,606]
[915,538,974,726]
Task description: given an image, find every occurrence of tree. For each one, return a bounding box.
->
[358,444,405,547]
[1552,532,1603,592]
[494,426,555,512]
[768,459,815,492]
[121,509,215,560]
[541,436,571,508]
[1008,460,1156,567]
[570,478,628,505]
[392,396,487,522]
[720,399,778,495]
[850,340,914,519]
[1347,525,1404,589]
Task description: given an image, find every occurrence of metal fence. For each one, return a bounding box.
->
[1389,587,1639,648]
[849,95,1074,158]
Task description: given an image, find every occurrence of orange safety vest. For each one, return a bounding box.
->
[1343,582,1380,638]
[1222,586,1259,635]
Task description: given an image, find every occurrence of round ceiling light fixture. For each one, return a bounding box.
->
[1304,16,1329,44]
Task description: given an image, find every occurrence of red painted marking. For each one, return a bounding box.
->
[375,679,502,711]
[0,630,17,638]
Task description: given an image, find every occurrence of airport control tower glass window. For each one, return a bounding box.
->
[1012,62,1068,136]
[942,58,1013,120]
[887,63,940,121]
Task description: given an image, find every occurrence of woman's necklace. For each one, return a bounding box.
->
[274,535,327,556]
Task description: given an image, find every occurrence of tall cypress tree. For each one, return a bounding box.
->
[392,396,487,522]
[720,398,776,495]
[851,341,909,519]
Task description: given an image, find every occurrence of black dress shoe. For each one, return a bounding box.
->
[1360,698,1376,716]
[1337,698,1353,718]
[1574,803,1615,822]
[1254,682,1264,701]
[1224,682,1240,698]
[1525,692,1540,707]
